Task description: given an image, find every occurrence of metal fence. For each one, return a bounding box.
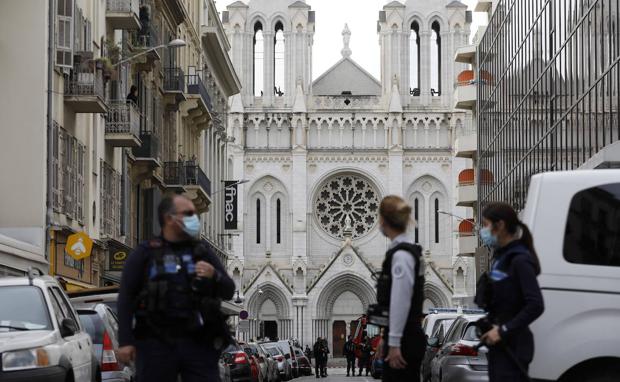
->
[64,67,105,100]
[478,0,620,211]
[106,0,139,14]
[105,101,141,135]
[164,67,185,92]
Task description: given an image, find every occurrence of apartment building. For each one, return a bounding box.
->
[0,0,240,288]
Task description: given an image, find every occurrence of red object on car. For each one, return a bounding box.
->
[101,331,121,372]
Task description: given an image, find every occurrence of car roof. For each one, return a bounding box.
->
[0,276,59,288]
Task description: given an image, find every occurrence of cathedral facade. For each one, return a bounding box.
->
[222,0,475,353]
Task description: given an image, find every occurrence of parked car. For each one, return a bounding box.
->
[222,340,253,382]
[420,315,457,381]
[518,170,620,381]
[261,342,292,381]
[220,357,232,382]
[0,274,98,381]
[240,341,267,382]
[75,304,134,381]
[293,347,312,376]
[429,314,488,382]
[275,340,299,378]
[67,286,119,314]
[248,342,279,382]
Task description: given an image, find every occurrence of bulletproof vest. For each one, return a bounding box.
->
[136,239,198,324]
[376,242,425,325]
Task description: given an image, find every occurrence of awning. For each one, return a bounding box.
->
[101,272,122,285]
[56,276,97,292]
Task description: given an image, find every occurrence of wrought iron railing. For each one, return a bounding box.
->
[185,162,211,196]
[106,0,139,14]
[64,68,105,100]
[186,73,213,113]
[132,132,160,159]
[105,101,140,135]
[131,23,159,49]
[163,161,187,185]
[164,67,185,92]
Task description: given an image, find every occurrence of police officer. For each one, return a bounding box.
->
[343,335,356,376]
[116,194,235,382]
[477,202,544,382]
[375,195,425,382]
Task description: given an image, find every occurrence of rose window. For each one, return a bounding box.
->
[314,174,380,239]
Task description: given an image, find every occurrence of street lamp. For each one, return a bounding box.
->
[437,210,479,230]
[114,38,186,67]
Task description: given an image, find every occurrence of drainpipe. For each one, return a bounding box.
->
[46,0,55,274]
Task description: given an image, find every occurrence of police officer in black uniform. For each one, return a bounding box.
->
[374,195,425,382]
[476,202,544,382]
[117,194,235,382]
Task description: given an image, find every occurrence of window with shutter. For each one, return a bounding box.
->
[76,143,85,223]
[51,122,61,212]
[56,0,74,68]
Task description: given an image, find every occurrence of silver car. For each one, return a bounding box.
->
[262,343,292,381]
[430,315,488,382]
[76,304,134,382]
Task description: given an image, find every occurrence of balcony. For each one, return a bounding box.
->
[105,101,141,147]
[475,0,493,12]
[454,70,477,110]
[455,133,477,158]
[64,68,107,113]
[163,0,188,26]
[182,73,213,130]
[457,169,477,207]
[186,73,213,113]
[454,45,476,65]
[106,0,141,30]
[131,132,162,184]
[164,161,212,213]
[163,67,186,110]
[129,25,160,70]
[458,219,477,255]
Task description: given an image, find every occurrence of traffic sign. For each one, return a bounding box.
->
[65,232,93,261]
[239,310,249,320]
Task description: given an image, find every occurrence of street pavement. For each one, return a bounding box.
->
[297,368,378,382]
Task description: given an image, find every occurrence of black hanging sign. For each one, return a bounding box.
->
[224,181,238,230]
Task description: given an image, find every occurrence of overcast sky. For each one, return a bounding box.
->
[219,0,486,80]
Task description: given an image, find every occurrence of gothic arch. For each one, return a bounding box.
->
[315,273,376,319]
[424,282,450,308]
[248,13,268,30]
[270,13,288,31]
[247,282,291,318]
[425,13,447,32]
[406,13,426,31]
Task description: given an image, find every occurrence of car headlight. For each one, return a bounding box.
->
[2,348,50,371]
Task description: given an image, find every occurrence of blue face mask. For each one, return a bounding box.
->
[181,215,201,238]
[480,226,498,247]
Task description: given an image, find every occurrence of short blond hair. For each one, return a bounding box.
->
[379,195,412,232]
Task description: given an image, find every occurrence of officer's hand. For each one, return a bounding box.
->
[480,325,502,346]
[116,345,136,364]
[385,346,407,369]
[196,261,215,279]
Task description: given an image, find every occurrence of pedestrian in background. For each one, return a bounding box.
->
[321,337,330,377]
[343,335,356,376]
[358,337,372,376]
[126,85,138,105]
[116,194,235,381]
[476,202,544,382]
[305,344,313,366]
[313,337,328,378]
[375,195,426,382]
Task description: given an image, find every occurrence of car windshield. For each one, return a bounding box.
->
[77,311,105,343]
[0,286,52,331]
[264,346,281,356]
[462,324,479,341]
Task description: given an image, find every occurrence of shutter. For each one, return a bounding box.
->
[55,0,74,68]
[51,122,61,211]
[76,143,85,222]
[120,153,130,236]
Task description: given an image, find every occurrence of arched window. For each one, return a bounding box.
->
[276,198,281,244]
[274,21,285,97]
[414,198,419,243]
[434,198,440,243]
[253,22,264,97]
[409,21,420,96]
[256,199,261,243]
[431,21,441,96]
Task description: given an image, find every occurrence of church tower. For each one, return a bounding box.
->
[223,0,315,108]
[378,0,471,107]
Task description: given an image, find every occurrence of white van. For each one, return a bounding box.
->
[521,170,620,381]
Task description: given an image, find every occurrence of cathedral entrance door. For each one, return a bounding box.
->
[264,321,278,340]
[332,320,346,357]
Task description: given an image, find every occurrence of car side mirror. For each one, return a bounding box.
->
[427,337,439,347]
[60,318,78,337]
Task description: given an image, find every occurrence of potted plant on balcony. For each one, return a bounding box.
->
[99,39,123,81]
